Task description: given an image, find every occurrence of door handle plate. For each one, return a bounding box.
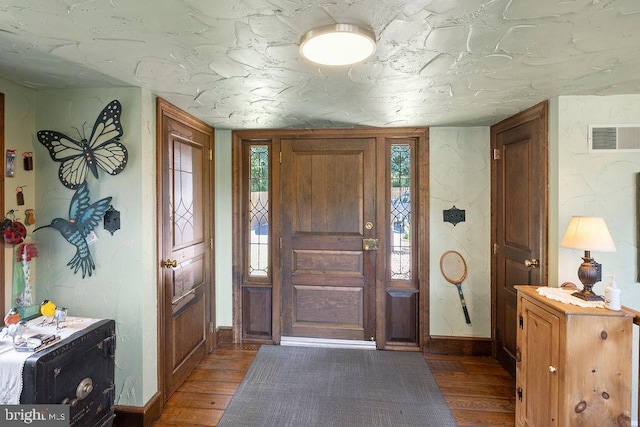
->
[363,238,378,251]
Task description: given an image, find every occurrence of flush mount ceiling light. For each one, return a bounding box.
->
[299,24,376,66]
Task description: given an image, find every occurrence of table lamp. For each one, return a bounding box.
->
[560,216,616,301]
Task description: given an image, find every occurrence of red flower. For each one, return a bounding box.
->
[17,243,38,262]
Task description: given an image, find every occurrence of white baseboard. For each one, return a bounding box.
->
[280,336,376,350]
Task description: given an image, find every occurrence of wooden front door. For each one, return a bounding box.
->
[280,137,377,341]
[157,98,215,400]
[492,101,548,374]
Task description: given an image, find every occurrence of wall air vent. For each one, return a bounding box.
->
[589,125,640,152]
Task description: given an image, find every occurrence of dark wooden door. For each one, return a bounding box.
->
[492,101,548,374]
[157,98,214,399]
[281,137,377,340]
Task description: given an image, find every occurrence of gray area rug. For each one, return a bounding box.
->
[218,345,458,426]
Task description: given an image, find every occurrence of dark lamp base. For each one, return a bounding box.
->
[573,252,604,301]
[572,289,604,301]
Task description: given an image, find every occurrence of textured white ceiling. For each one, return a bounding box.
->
[0,0,639,129]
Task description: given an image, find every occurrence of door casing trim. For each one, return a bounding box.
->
[231,128,429,351]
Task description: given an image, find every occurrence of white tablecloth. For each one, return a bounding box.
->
[536,286,605,308]
[0,316,101,404]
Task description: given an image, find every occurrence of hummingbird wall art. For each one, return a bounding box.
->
[35,183,112,278]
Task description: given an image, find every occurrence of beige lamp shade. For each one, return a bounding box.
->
[560,216,616,252]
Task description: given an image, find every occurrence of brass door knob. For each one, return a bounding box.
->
[524,258,539,268]
[161,259,178,268]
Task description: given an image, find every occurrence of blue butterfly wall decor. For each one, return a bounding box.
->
[37,100,128,190]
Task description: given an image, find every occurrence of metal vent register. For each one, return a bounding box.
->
[589,125,640,151]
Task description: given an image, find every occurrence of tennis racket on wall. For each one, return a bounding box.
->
[440,250,471,325]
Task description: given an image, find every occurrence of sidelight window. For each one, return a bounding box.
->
[390,144,411,280]
[249,145,269,277]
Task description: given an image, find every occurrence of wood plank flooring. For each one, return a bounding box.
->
[154,344,515,427]
[425,353,516,426]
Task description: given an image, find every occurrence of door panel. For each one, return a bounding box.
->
[281,138,376,341]
[385,291,417,343]
[492,101,548,374]
[157,98,214,400]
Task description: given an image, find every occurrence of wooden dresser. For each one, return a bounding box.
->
[515,286,632,427]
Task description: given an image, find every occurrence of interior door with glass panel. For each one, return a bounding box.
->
[158,99,214,400]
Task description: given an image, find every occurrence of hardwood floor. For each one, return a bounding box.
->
[154,344,260,427]
[154,344,515,427]
[425,353,516,426]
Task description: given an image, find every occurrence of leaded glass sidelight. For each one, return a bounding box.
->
[390,144,411,280]
[249,146,269,277]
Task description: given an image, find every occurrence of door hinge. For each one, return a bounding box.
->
[493,148,501,160]
[279,237,282,250]
[517,387,523,401]
[279,151,282,164]
[210,238,214,250]
[209,149,213,161]
[493,243,499,255]
[209,322,215,333]
[519,315,524,329]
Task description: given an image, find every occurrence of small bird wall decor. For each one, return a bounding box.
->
[34,183,112,278]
